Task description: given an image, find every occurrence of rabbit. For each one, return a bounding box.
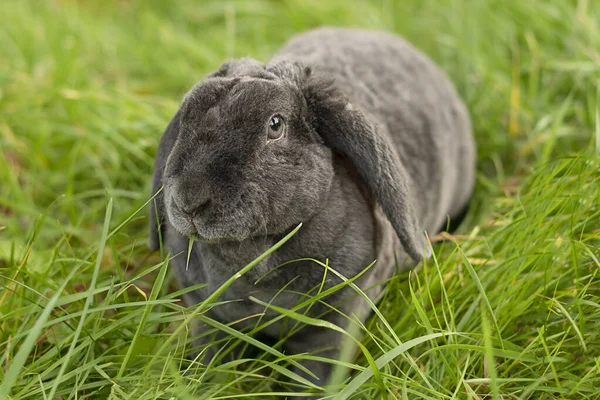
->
[148,27,476,392]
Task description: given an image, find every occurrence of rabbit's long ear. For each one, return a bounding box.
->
[149,110,181,251]
[303,74,430,261]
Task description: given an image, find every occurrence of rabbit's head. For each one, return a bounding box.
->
[161,60,334,243]
[150,58,429,260]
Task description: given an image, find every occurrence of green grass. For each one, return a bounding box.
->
[1,0,599,398]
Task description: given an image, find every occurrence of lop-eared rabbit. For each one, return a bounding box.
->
[149,27,475,390]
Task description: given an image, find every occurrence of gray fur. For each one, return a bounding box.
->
[148,27,476,390]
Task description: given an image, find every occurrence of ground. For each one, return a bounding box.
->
[0,0,599,399]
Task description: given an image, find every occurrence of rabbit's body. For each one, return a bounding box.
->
[149,27,475,390]
[277,28,474,229]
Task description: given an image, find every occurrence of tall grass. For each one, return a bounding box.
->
[0,0,599,398]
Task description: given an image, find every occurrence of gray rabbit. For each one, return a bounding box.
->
[148,27,475,390]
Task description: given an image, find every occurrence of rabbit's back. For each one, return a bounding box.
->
[275,27,475,233]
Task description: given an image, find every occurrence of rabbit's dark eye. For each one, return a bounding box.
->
[267,115,285,141]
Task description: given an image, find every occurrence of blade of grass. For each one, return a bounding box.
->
[117,256,170,377]
[457,246,503,347]
[46,198,114,400]
[595,82,600,155]
[481,303,499,400]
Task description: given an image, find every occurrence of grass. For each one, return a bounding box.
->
[0,0,599,398]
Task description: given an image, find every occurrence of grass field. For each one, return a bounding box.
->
[1,0,599,398]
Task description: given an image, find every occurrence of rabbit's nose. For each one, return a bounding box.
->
[176,197,211,218]
[171,185,212,217]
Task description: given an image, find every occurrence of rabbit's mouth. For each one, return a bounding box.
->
[171,214,257,244]
[191,214,269,244]
[172,217,256,244]
[190,225,250,244]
